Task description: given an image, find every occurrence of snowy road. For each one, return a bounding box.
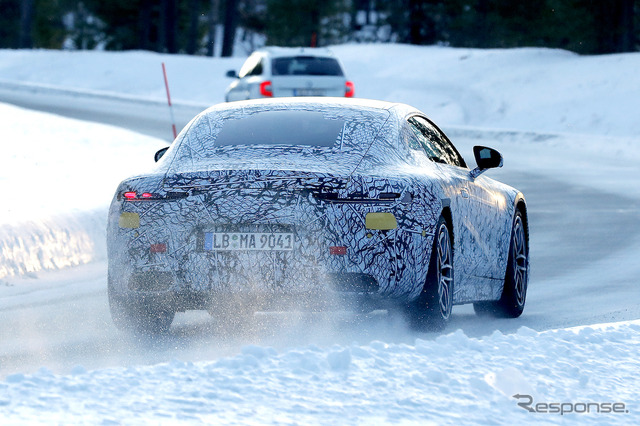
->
[1,87,639,379]
[0,82,203,142]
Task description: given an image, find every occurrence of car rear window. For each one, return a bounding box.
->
[165,105,390,175]
[215,111,344,148]
[271,56,344,76]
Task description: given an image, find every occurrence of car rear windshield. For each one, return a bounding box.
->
[215,111,344,147]
[271,56,344,76]
[167,106,390,174]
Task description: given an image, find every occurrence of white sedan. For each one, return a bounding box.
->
[224,47,354,101]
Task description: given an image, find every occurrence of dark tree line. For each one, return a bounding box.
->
[1,0,638,56]
[380,0,637,54]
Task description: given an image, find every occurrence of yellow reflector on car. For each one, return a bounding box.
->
[119,212,140,229]
[365,212,397,230]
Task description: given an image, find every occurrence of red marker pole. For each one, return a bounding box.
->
[162,62,178,139]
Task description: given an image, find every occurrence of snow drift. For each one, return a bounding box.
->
[2,320,638,423]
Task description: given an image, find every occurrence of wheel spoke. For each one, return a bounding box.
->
[436,223,453,319]
[440,280,449,295]
[509,216,528,306]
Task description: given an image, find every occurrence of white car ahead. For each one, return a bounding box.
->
[224,47,354,102]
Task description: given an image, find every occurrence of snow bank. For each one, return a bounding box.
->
[2,320,638,423]
[0,102,166,278]
[336,45,640,137]
[0,210,105,278]
[2,45,640,136]
[0,48,240,107]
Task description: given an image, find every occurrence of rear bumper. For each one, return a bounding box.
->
[114,270,382,313]
[125,270,378,294]
[108,217,431,306]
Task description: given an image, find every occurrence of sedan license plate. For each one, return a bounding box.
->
[204,232,294,251]
[293,88,325,96]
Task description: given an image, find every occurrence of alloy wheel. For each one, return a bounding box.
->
[436,222,453,319]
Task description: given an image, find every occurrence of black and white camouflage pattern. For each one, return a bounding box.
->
[108,98,526,309]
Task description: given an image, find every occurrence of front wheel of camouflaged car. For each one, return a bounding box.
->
[405,216,454,332]
[108,280,175,335]
[473,210,528,318]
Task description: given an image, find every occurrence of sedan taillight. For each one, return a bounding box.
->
[345,81,355,98]
[260,81,273,97]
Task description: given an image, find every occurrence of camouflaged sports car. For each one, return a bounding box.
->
[107,98,529,333]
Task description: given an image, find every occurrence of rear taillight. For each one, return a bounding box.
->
[121,191,160,201]
[260,81,273,97]
[345,81,355,98]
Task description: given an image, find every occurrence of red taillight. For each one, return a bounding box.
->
[330,246,347,255]
[122,191,157,201]
[345,81,355,98]
[150,243,167,253]
[260,81,273,97]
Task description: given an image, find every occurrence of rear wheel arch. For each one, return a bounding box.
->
[439,206,455,265]
[439,204,454,244]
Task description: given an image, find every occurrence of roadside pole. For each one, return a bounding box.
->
[162,62,178,139]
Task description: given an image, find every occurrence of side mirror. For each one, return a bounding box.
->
[470,146,503,179]
[226,70,238,78]
[154,147,169,162]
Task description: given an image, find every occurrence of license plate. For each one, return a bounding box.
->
[293,89,325,96]
[204,232,294,251]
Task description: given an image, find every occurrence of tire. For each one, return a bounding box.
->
[405,215,454,331]
[473,210,528,318]
[108,280,175,335]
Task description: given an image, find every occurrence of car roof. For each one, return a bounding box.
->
[254,46,337,59]
[205,97,409,116]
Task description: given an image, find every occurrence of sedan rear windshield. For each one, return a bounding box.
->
[271,56,344,76]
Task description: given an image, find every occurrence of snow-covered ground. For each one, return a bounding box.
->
[3,319,638,424]
[1,45,639,422]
